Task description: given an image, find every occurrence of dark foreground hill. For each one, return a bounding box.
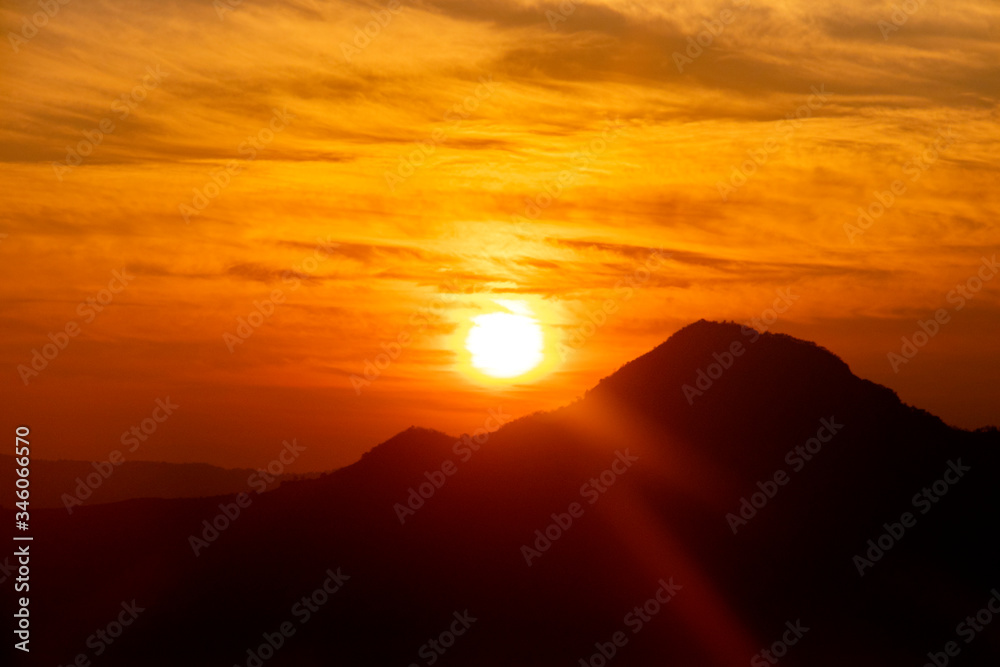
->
[5,320,999,666]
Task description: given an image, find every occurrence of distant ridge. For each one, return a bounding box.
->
[0,455,320,510]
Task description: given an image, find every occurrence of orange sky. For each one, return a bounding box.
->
[2,0,998,471]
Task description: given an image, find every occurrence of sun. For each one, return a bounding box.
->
[465,304,544,379]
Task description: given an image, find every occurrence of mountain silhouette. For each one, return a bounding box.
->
[6,320,998,666]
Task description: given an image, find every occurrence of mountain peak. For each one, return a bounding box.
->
[582,320,945,455]
[592,319,853,397]
[356,426,454,464]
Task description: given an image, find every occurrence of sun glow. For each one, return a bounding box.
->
[464,301,545,379]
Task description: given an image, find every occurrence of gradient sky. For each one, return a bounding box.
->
[2,0,998,471]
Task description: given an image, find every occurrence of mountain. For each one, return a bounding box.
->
[0,456,319,511]
[6,320,999,666]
